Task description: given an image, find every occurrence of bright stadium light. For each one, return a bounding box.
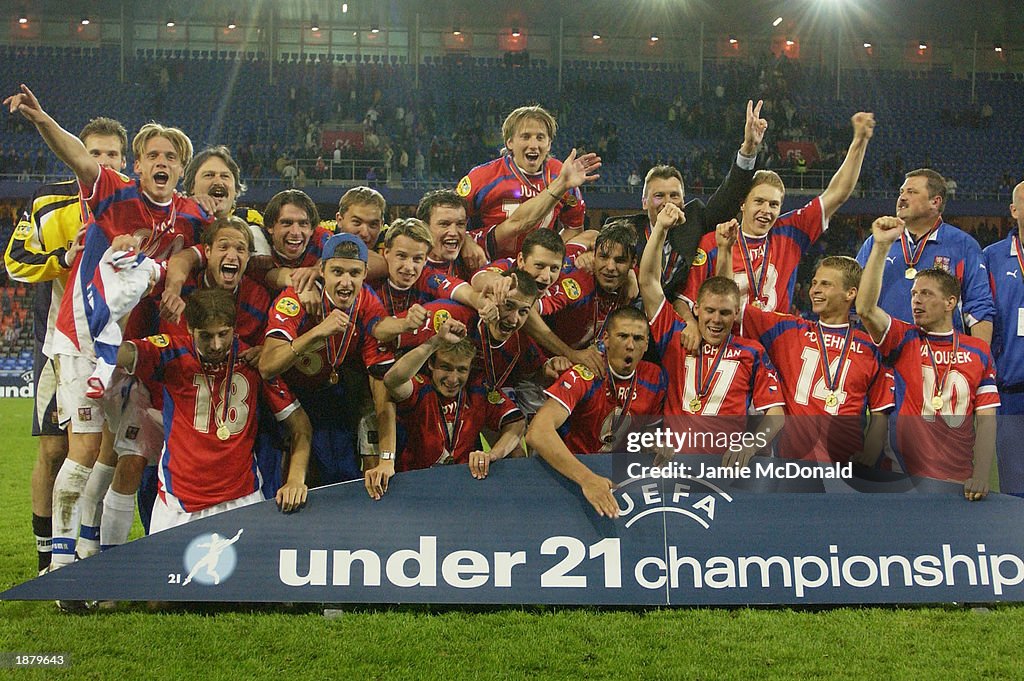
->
[773,16,783,27]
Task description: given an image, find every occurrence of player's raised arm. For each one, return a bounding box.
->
[856,216,904,342]
[639,201,684,318]
[713,219,739,277]
[526,399,620,518]
[819,112,875,219]
[5,84,99,189]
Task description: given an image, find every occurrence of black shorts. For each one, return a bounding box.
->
[32,342,64,437]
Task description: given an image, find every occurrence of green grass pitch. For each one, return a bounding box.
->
[0,398,1021,679]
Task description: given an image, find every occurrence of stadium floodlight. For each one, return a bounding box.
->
[728,35,738,44]
[80,16,90,25]
[511,27,521,37]
[773,16,783,27]
[311,14,320,32]
[650,34,659,42]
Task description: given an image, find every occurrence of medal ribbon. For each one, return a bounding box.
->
[696,336,731,400]
[921,329,959,402]
[383,282,413,316]
[899,218,941,270]
[478,319,520,391]
[815,322,854,394]
[435,388,466,456]
[323,287,360,372]
[198,336,237,434]
[505,154,554,199]
[139,198,178,257]
[604,356,639,434]
[738,233,771,306]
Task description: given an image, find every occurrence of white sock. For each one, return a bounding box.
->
[100,489,136,550]
[77,461,115,558]
[51,460,92,568]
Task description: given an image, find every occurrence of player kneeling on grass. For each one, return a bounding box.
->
[116,288,311,531]
[365,319,526,499]
[526,307,668,518]
[856,216,999,500]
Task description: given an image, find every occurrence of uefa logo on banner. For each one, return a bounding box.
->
[181,530,244,586]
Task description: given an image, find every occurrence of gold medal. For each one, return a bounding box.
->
[905,267,917,279]
[751,300,764,309]
[329,370,339,385]
[216,424,230,441]
[689,397,702,413]
[930,394,944,411]
[824,392,838,408]
[487,389,502,404]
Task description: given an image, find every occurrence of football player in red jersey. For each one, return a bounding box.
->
[116,288,310,531]
[683,112,876,315]
[261,233,411,485]
[857,216,999,499]
[6,84,216,570]
[641,205,785,467]
[457,105,591,257]
[715,220,893,464]
[527,307,668,518]
[366,319,526,499]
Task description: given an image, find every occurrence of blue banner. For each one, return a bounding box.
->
[4,455,1024,605]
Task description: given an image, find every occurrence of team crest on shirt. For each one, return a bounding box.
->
[432,309,452,332]
[125,426,140,441]
[147,334,170,348]
[12,221,32,240]
[692,249,708,267]
[572,363,595,381]
[932,256,951,272]
[78,407,92,421]
[275,297,301,317]
[456,176,472,197]
[561,278,582,300]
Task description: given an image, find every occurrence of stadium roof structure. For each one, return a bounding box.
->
[8,0,1023,50]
